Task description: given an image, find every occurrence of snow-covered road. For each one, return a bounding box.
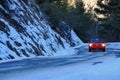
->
[0,43,120,80]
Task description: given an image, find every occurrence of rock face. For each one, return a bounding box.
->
[0,0,82,61]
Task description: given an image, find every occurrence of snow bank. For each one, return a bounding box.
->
[107,42,120,49]
[0,0,83,62]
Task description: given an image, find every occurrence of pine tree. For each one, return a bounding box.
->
[108,0,120,41]
[94,0,120,41]
[38,0,93,42]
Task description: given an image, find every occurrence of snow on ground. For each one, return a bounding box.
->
[0,45,79,63]
[0,53,120,80]
[0,42,120,80]
[107,42,120,49]
[0,0,83,61]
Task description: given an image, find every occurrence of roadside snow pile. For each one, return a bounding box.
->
[107,42,120,49]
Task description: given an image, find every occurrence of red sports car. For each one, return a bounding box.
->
[88,39,106,52]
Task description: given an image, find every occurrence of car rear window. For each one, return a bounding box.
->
[90,39,104,43]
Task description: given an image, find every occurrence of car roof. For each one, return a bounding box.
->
[90,38,104,43]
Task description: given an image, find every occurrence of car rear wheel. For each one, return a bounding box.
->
[89,49,91,52]
[102,49,105,52]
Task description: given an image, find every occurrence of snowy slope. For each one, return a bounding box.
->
[0,0,83,61]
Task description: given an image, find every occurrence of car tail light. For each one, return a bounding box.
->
[89,43,92,46]
[102,43,106,47]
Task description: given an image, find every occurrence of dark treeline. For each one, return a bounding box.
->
[94,0,120,42]
[37,0,120,42]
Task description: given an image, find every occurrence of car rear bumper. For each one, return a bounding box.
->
[89,46,105,50]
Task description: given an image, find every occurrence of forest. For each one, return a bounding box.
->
[36,0,120,42]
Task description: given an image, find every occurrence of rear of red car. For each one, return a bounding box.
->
[88,39,106,52]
